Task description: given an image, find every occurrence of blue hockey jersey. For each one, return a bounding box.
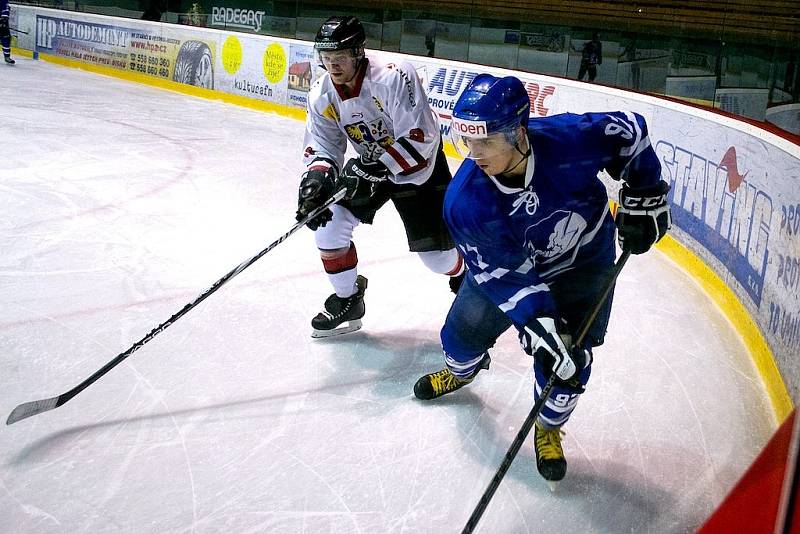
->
[444,111,662,329]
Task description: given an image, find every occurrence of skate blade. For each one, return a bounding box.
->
[311,319,363,339]
[546,480,559,493]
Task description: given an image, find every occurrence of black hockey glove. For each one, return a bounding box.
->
[519,317,588,387]
[0,16,9,39]
[337,156,389,201]
[296,165,337,231]
[616,180,672,255]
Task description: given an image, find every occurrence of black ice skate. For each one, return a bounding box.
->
[413,354,490,400]
[534,420,567,491]
[4,56,14,65]
[311,275,367,338]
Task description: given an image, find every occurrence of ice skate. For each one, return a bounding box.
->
[4,55,14,65]
[311,275,367,338]
[534,420,567,490]
[414,354,490,400]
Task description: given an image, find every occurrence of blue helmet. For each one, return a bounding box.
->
[451,74,530,139]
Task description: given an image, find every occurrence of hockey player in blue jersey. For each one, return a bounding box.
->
[1,0,14,64]
[413,74,671,483]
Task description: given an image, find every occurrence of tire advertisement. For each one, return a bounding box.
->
[34,14,216,89]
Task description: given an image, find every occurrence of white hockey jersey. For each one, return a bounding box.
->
[302,58,441,186]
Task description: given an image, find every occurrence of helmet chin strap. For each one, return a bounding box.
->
[495,136,531,182]
[341,52,365,85]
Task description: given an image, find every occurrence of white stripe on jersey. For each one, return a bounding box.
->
[474,266,510,284]
[619,111,642,157]
[498,283,550,312]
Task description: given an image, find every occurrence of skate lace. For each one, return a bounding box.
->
[326,278,365,320]
[535,425,565,460]
[329,299,351,319]
[431,369,467,397]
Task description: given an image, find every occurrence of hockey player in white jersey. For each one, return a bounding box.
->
[413,74,671,484]
[296,16,464,338]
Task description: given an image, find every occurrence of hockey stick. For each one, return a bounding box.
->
[6,189,347,425]
[10,27,30,34]
[461,250,631,534]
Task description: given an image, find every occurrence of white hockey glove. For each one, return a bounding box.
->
[337,156,389,201]
[616,180,671,255]
[519,317,585,384]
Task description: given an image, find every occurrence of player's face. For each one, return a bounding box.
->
[464,133,519,175]
[319,50,359,84]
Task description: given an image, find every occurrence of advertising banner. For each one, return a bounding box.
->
[649,105,800,364]
[286,43,317,109]
[35,14,217,89]
[381,54,559,141]
[215,33,287,104]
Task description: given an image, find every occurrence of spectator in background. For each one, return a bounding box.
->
[425,25,436,57]
[577,32,602,82]
[619,38,640,90]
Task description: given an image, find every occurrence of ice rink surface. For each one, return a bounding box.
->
[0,59,778,533]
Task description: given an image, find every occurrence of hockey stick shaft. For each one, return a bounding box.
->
[10,27,29,34]
[6,189,346,425]
[461,250,631,533]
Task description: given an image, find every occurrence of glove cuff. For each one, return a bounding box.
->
[620,180,670,202]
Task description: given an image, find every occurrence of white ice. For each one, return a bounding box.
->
[0,58,777,533]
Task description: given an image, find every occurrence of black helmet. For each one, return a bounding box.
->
[314,16,366,51]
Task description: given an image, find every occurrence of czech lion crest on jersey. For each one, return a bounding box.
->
[524,210,587,263]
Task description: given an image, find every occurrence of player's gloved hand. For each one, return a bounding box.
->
[296,166,337,231]
[616,180,671,254]
[519,317,585,384]
[337,156,389,201]
[0,16,9,37]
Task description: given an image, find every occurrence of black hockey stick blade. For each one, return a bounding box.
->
[6,397,61,425]
[461,250,631,534]
[6,189,346,426]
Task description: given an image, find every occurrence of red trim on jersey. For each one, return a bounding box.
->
[398,160,429,176]
[333,59,369,102]
[386,144,411,170]
[398,137,426,165]
[395,137,429,175]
